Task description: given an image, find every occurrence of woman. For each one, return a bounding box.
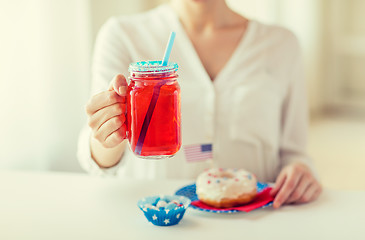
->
[78,0,322,208]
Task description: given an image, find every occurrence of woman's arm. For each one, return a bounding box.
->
[270,35,322,207]
[78,17,131,174]
[87,75,128,168]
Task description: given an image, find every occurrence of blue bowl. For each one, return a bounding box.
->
[137,195,191,226]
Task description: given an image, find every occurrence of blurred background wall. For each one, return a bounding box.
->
[0,0,364,189]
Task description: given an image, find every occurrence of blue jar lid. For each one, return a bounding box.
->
[129,60,178,73]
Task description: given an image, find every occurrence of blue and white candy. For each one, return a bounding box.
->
[145,197,183,211]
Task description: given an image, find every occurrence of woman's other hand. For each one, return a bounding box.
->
[270,162,322,208]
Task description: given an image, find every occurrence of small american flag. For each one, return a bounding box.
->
[184,144,213,162]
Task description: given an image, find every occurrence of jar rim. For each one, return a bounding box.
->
[128,61,178,74]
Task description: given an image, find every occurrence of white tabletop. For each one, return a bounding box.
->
[0,170,364,240]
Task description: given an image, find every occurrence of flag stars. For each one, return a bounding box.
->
[152,214,157,221]
[164,219,170,225]
[176,213,180,219]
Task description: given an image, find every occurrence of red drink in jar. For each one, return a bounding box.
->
[127,61,181,158]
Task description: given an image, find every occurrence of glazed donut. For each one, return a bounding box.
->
[196,168,257,208]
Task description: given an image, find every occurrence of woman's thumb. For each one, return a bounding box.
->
[109,74,127,96]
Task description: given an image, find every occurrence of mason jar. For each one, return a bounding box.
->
[127,60,181,158]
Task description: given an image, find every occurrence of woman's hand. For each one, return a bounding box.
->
[270,162,322,208]
[86,74,128,148]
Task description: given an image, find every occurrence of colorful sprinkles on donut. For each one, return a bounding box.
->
[196,168,257,208]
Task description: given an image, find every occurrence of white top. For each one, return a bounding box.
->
[78,4,314,182]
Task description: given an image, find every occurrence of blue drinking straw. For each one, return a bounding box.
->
[134,32,176,156]
[162,32,176,66]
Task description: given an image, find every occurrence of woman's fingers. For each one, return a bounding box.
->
[88,102,126,131]
[311,188,322,202]
[85,74,129,149]
[298,182,322,203]
[286,174,311,203]
[87,74,128,116]
[271,162,322,208]
[273,169,302,208]
[270,172,286,196]
[109,74,128,96]
[104,124,127,148]
[86,90,125,116]
[93,115,125,146]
